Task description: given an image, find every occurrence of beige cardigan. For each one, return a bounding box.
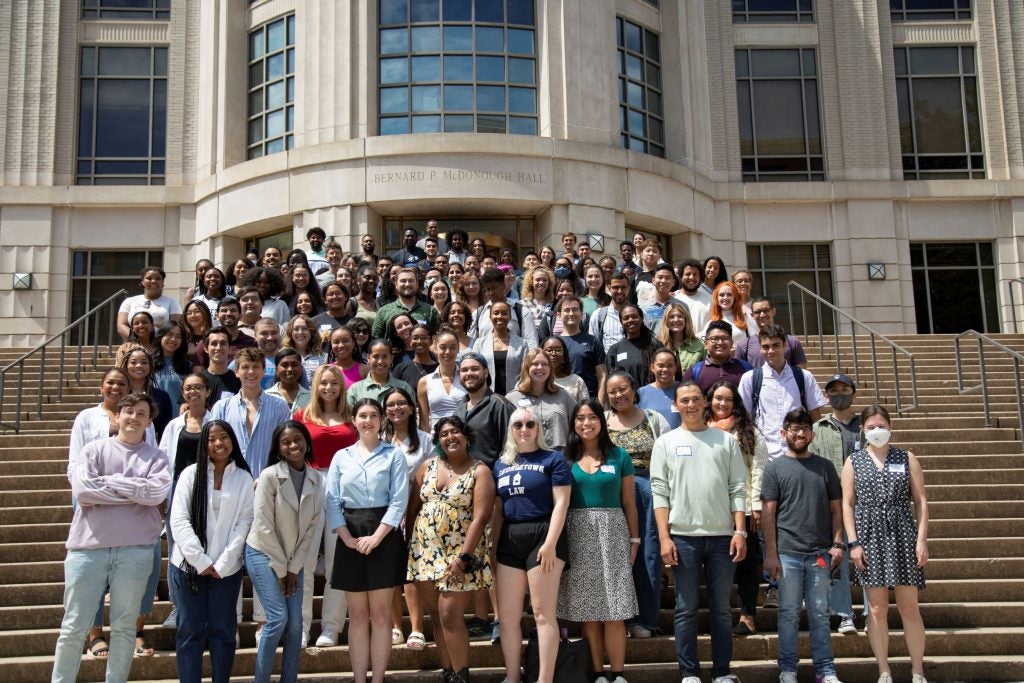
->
[246,461,324,578]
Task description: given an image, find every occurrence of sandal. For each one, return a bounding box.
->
[134,631,154,657]
[86,637,109,659]
[391,627,403,645]
[406,631,426,650]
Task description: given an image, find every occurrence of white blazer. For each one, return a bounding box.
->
[246,462,324,578]
[171,461,254,577]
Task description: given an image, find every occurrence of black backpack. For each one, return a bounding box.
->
[750,364,807,421]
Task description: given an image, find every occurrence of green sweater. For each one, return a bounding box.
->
[650,427,748,536]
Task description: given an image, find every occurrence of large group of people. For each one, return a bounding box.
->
[54,224,931,683]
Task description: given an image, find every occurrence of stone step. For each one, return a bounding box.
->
[2,633,1022,683]
[0,523,73,544]
[0,461,68,476]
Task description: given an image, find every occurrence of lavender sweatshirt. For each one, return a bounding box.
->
[67,437,171,550]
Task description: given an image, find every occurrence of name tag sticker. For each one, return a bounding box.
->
[675,445,693,457]
[617,352,628,361]
[517,398,532,407]
[887,463,906,474]
[670,405,679,413]
[600,465,616,474]
[319,324,332,332]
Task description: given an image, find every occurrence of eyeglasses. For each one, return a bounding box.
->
[512,420,537,430]
[751,309,773,317]
[182,385,207,393]
[703,336,732,344]
[786,426,812,435]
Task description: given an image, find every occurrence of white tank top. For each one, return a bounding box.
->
[426,369,467,428]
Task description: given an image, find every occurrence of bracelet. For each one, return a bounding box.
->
[629,537,641,544]
[831,542,845,551]
[847,540,862,550]
[733,530,748,538]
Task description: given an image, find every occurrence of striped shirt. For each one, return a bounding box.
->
[210,391,291,478]
[588,305,625,354]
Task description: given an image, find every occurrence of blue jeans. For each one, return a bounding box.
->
[828,532,854,619]
[629,475,662,631]
[246,545,304,683]
[169,564,243,683]
[670,535,735,678]
[777,551,837,676]
[51,545,153,683]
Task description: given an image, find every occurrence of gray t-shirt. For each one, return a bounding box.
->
[832,415,862,463]
[760,453,841,554]
[288,465,306,499]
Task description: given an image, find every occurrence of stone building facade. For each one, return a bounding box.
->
[1,0,1023,344]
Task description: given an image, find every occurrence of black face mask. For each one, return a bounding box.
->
[828,393,854,411]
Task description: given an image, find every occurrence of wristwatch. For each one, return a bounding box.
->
[831,542,846,551]
[733,529,748,538]
[847,540,862,550]
[457,552,475,566]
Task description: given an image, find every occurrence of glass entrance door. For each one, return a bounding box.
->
[382,216,536,262]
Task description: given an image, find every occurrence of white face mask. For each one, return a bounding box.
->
[864,427,891,448]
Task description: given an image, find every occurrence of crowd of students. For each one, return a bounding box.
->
[54,224,931,683]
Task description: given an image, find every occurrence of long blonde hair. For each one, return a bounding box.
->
[283,314,317,355]
[300,364,351,425]
[513,348,559,395]
[657,302,698,347]
[498,407,553,465]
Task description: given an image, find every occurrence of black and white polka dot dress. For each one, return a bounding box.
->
[850,447,925,590]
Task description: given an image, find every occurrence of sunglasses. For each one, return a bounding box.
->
[512,420,537,430]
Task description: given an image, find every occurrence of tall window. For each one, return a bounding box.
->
[732,0,814,23]
[896,46,983,179]
[911,242,997,333]
[378,0,538,135]
[736,48,823,181]
[81,0,170,20]
[891,0,971,21]
[70,250,164,344]
[617,18,664,158]
[747,243,833,334]
[247,15,296,159]
[77,47,167,185]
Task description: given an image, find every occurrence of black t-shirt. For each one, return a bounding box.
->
[392,359,438,394]
[203,369,241,401]
[174,429,202,481]
[606,337,661,389]
[761,454,842,554]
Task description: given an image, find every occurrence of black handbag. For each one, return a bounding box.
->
[523,630,591,683]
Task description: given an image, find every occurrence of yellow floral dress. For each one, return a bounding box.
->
[406,458,492,591]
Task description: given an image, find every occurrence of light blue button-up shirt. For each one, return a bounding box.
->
[325,440,409,533]
[210,390,291,478]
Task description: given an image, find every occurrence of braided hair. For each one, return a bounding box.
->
[180,420,251,592]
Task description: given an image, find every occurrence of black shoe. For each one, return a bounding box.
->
[732,620,756,636]
[465,617,489,638]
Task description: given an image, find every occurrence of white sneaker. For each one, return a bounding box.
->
[301,632,308,648]
[594,677,609,683]
[911,676,927,683]
[779,673,798,683]
[628,623,652,638]
[712,676,740,683]
[681,677,701,683]
[611,677,628,683]
[837,617,857,634]
[818,676,843,683]
[255,624,263,646]
[315,630,338,647]
[877,674,893,683]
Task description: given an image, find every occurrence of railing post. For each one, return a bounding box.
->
[0,372,6,428]
[800,291,808,342]
[869,334,880,403]
[978,337,991,427]
[1011,280,1020,334]
[15,363,24,432]
[787,287,795,342]
[58,330,67,402]
[1013,357,1024,451]
[76,320,84,384]
[850,318,860,387]
[910,355,919,411]
[36,347,46,419]
[954,336,965,393]
[814,295,823,351]
[833,308,840,367]
[892,346,902,413]
[92,309,99,368]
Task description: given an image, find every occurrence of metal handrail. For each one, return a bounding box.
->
[0,289,128,432]
[1009,277,1024,333]
[785,281,919,414]
[953,330,1024,451]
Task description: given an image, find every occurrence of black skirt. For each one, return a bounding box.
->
[330,506,408,592]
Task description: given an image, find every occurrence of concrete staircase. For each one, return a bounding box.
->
[1,335,1023,682]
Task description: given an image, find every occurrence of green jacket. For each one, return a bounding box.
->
[812,414,860,476]
[371,298,440,339]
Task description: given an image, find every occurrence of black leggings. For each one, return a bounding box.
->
[733,515,763,616]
